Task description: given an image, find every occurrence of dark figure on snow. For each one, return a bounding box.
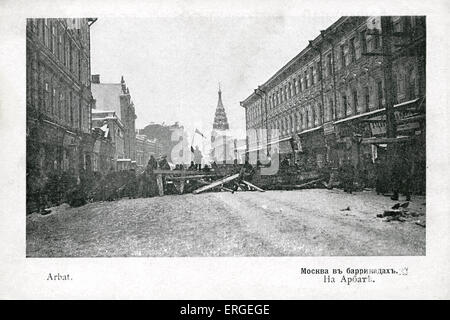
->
[391,149,412,201]
[232,160,254,192]
[188,161,196,171]
[339,159,355,194]
[147,155,158,171]
[126,168,138,199]
[67,176,87,207]
[27,165,49,214]
[159,156,171,170]
[280,157,290,169]
[374,156,389,195]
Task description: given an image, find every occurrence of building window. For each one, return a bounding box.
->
[349,37,356,62]
[340,44,345,69]
[44,19,50,48]
[327,54,332,77]
[360,31,367,54]
[352,90,358,114]
[52,88,56,116]
[393,16,403,33]
[374,32,380,50]
[316,62,321,81]
[318,104,323,125]
[58,32,63,60]
[377,81,383,108]
[364,87,370,112]
[310,66,315,86]
[52,23,57,54]
[59,92,64,119]
[69,92,73,126]
[342,94,348,117]
[408,71,416,100]
[293,79,298,95]
[304,70,308,89]
[328,98,334,121]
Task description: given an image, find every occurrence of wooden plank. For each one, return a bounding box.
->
[169,175,211,180]
[275,178,325,190]
[242,180,265,192]
[193,174,240,194]
[153,169,217,176]
[156,174,164,196]
[295,178,324,188]
[180,180,185,194]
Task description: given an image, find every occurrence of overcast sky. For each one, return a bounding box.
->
[90,16,339,140]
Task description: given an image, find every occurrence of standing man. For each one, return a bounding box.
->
[340,158,355,194]
[391,145,412,201]
[193,146,203,171]
[159,155,170,170]
[148,155,158,171]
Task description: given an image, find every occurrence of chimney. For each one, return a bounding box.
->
[91,74,100,84]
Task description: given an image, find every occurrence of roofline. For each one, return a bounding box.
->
[240,16,350,107]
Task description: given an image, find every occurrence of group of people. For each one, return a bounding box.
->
[336,152,414,201]
[27,155,171,214]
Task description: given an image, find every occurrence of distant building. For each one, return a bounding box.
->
[26,18,97,179]
[139,122,182,162]
[91,75,137,170]
[135,133,159,172]
[91,110,126,170]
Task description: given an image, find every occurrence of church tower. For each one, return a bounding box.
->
[211,84,231,163]
[212,84,229,130]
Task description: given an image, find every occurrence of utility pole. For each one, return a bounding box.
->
[380,16,397,140]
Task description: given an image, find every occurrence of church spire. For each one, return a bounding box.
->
[213,84,229,130]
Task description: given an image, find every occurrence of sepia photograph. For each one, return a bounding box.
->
[25,15,426,257]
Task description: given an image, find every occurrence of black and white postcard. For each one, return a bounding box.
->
[0,0,449,300]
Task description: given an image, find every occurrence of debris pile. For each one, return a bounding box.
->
[376,202,425,227]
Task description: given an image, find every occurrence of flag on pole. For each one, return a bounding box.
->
[195,128,205,138]
[191,146,195,154]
